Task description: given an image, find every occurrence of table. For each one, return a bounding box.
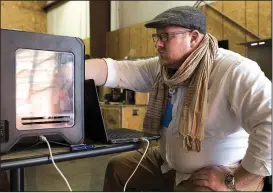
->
[1,142,141,192]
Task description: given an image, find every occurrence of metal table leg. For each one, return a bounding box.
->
[10,168,24,192]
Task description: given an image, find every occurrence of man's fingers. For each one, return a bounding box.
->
[191,169,210,177]
[192,179,210,188]
[190,174,208,181]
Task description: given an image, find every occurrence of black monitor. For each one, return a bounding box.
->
[0,29,85,153]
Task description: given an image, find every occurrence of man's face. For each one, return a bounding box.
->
[154,26,193,69]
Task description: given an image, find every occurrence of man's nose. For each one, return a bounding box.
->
[155,39,164,48]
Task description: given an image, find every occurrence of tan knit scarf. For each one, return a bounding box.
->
[143,33,218,152]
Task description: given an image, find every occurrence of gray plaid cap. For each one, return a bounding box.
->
[145,6,206,34]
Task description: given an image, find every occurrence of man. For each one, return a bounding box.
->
[85,6,271,191]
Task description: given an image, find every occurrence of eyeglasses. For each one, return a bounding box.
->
[152,30,192,42]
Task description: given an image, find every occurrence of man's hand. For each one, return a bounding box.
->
[189,165,265,191]
[189,165,232,191]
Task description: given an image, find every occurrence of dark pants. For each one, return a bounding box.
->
[103,146,269,192]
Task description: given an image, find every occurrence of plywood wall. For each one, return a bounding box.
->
[106,1,271,59]
[201,1,272,56]
[106,22,156,60]
[82,38,91,56]
[1,1,47,33]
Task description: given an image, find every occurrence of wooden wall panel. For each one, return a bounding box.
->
[140,23,149,57]
[200,1,271,56]
[246,1,259,42]
[101,105,147,131]
[223,1,246,56]
[122,106,147,131]
[223,20,246,56]
[135,92,149,105]
[106,1,271,59]
[118,27,130,59]
[101,106,122,128]
[203,1,223,40]
[259,1,272,39]
[106,32,110,57]
[223,1,246,27]
[106,23,156,59]
[112,30,120,59]
[106,30,119,59]
[1,1,47,33]
[129,23,142,58]
[83,38,90,56]
[147,28,156,57]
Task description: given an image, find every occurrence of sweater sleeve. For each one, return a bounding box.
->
[102,57,160,92]
[228,59,271,176]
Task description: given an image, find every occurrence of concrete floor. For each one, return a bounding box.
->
[24,154,115,192]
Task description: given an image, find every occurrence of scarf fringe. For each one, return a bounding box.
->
[182,134,202,152]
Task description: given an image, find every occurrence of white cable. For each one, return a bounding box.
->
[39,135,73,192]
[123,138,150,192]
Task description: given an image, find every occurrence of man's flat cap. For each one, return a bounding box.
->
[145,6,206,34]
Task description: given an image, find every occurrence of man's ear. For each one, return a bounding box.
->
[190,30,200,47]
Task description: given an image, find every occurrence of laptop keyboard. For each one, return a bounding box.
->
[106,128,143,139]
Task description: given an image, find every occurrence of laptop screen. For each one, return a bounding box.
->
[84,79,108,142]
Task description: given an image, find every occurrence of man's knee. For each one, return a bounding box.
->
[105,151,139,182]
[105,157,118,177]
[104,152,139,191]
[106,153,130,173]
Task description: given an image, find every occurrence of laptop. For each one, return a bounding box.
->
[84,79,160,144]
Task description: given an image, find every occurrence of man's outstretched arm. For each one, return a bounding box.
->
[85,59,108,86]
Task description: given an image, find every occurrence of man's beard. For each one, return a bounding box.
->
[159,55,184,69]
